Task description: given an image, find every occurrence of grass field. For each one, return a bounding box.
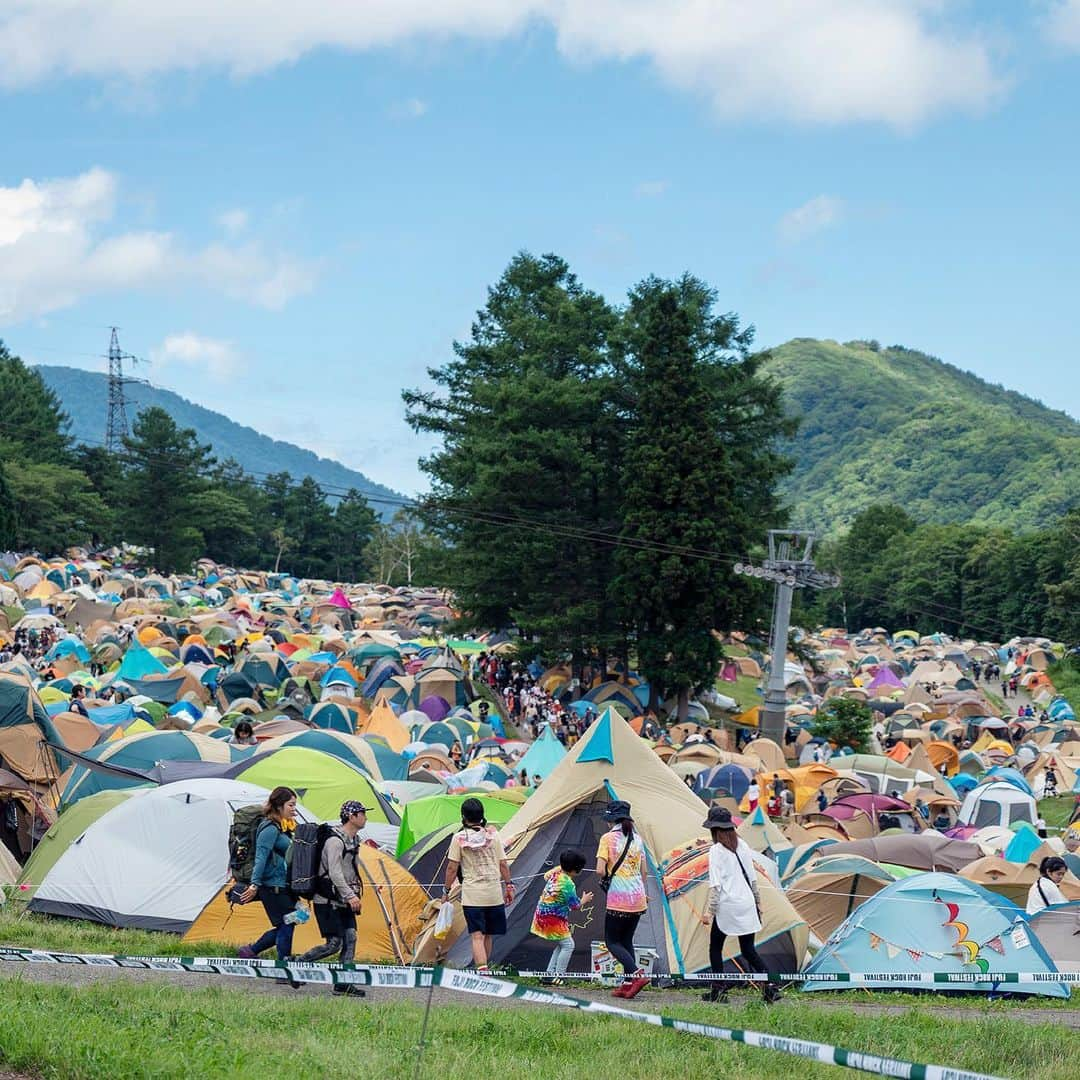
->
[1039,795,1076,833]
[0,908,237,957]
[0,978,1076,1080]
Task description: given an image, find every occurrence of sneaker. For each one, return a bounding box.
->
[236,945,256,959]
[762,985,783,1004]
[333,985,366,997]
[701,988,729,1004]
[621,975,650,1000]
[611,982,631,998]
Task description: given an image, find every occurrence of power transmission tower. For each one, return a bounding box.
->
[733,530,840,747]
[104,328,147,452]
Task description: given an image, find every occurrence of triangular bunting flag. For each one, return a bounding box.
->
[885,944,900,959]
[869,933,882,950]
[985,936,1005,956]
[907,949,922,962]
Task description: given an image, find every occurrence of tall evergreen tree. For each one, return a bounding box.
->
[404,252,624,670]
[331,489,379,582]
[122,407,214,572]
[615,276,793,718]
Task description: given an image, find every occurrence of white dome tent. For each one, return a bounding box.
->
[958,780,1037,830]
[30,779,314,932]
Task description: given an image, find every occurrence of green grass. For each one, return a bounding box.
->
[714,672,763,714]
[1048,658,1080,715]
[0,979,1075,1080]
[0,908,237,958]
[1039,796,1076,834]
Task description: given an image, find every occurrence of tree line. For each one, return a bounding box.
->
[799,502,1080,644]
[0,341,436,583]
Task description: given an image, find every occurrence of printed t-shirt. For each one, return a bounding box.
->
[596,828,646,914]
[531,867,582,940]
[448,825,506,907]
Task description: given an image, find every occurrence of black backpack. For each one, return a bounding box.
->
[228,805,271,885]
[289,822,337,900]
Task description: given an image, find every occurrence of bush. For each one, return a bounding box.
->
[812,697,872,752]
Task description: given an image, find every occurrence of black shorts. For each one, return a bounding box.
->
[463,904,507,936]
[314,902,358,938]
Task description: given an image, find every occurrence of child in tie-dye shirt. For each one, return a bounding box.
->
[531,850,593,983]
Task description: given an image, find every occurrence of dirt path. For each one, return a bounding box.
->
[2,963,1076,1028]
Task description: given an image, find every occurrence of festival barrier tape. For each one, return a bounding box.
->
[0,946,1015,1079]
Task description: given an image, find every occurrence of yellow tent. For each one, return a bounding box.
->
[740,763,838,814]
[184,846,427,963]
[356,702,411,754]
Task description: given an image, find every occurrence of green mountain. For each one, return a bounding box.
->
[37,365,403,516]
[762,338,1080,535]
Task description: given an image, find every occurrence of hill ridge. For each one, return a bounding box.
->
[761,338,1080,535]
[37,365,403,517]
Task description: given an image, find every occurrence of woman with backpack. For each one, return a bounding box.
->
[238,786,299,962]
[595,800,649,999]
[700,806,780,1004]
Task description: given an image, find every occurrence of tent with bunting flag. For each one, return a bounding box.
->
[802,872,1068,997]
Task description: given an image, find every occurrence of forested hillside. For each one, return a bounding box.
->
[37,365,402,515]
[764,339,1080,534]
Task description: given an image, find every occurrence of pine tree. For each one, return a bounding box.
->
[615,276,793,718]
[122,407,214,572]
[404,252,625,669]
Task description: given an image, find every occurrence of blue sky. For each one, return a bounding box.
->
[2,2,1079,494]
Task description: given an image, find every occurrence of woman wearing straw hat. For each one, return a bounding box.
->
[700,806,780,1004]
[595,800,649,999]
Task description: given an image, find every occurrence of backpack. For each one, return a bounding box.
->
[228,805,272,885]
[289,822,337,900]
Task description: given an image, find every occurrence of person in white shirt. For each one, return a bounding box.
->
[1026,857,1068,915]
[699,807,780,1004]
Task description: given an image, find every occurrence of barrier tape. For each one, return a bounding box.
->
[515,970,1080,985]
[0,946,1008,1079]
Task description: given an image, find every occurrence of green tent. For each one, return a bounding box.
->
[16,789,138,900]
[232,747,399,825]
[396,792,519,856]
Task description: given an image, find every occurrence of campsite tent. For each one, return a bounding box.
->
[30,780,299,930]
[785,855,899,941]
[395,792,519,856]
[958,781,1038,829]
[513,726,567,781]
[803,873,1068,998]
[0,671,67,783]
[1025,903,1080,971]
[419,707,807,976]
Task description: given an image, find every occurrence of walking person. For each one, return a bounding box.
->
[238,786,299,963]
[699,807,780,1004]
[296,800,369,997]
[532,850,593,986]
[444,797,514,974]
[595,801,649,999]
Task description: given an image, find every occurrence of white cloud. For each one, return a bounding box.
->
[151,332,241,381]
[217,208,249,234]
[390,97,429,119]
[0,168,317,323]
[0,2,1003,128]
[778,195,846,243]
[634,179,669,198]
[1043,1,1080,49]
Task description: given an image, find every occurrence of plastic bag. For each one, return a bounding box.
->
[433,900,454,939]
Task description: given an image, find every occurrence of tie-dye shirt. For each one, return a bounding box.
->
[531,868,582,940]
[596,828,647,913]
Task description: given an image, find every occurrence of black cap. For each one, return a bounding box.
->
[603,800,632,821]
[703,806,736,831]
